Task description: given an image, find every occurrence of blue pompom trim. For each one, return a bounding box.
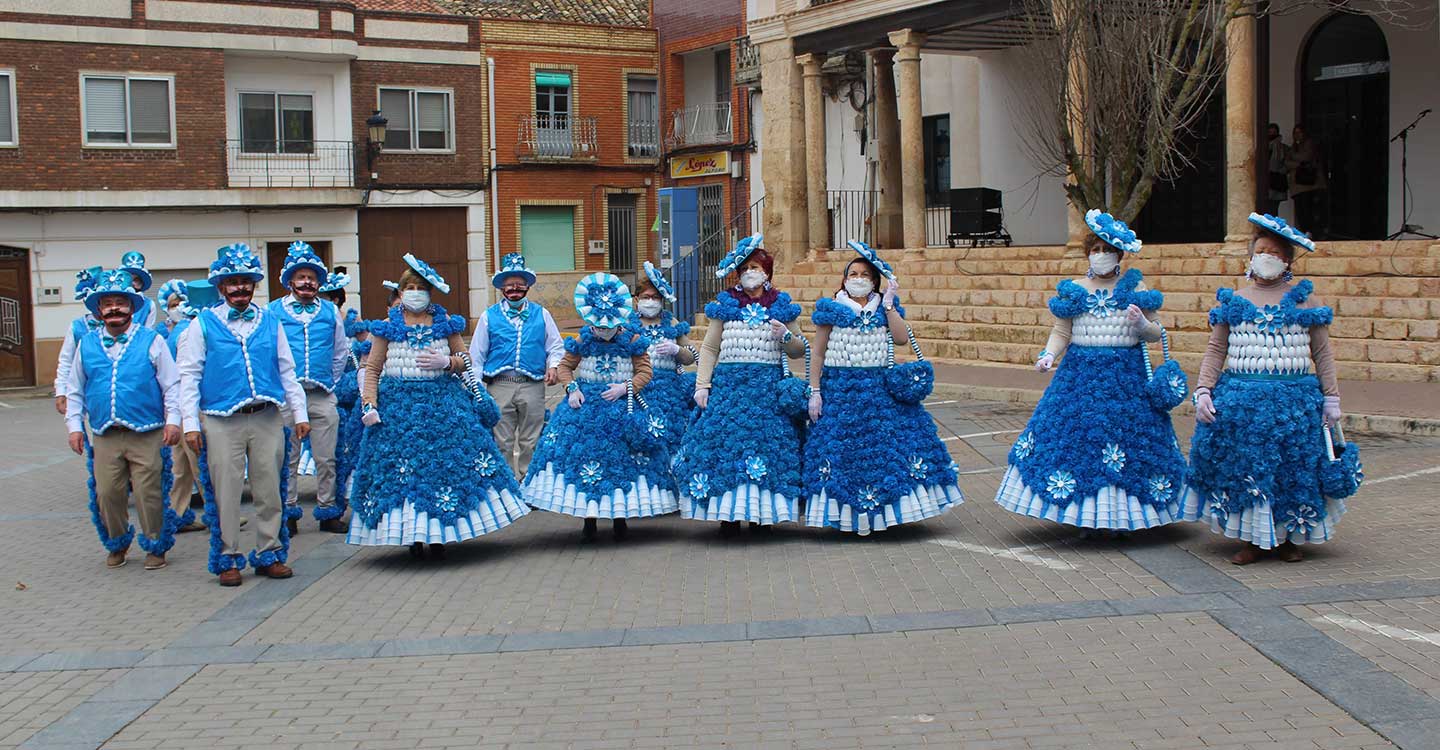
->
[1209,279,1332,328]
[85,435,135,553]
[565,327,651,358]
[1049,269,1157,319]
[624,309,690,341]
[198,443,245,573]
[705,291,801,324]
[85,433,178,555]
[367,304,465,342]
[251,426,294,568]
[811,296,905,328]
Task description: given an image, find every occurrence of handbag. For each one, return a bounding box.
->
[454,351,501,429]
[1319,420,1363,499]
[775,334,812,418]
[624,380,667,451]
[1141,328,1188,412]
[883,322,934,405]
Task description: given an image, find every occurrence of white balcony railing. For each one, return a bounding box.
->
[517,114,599,160]
[668,102,733,148]
[224,140,355,188]
[628,118,660,158]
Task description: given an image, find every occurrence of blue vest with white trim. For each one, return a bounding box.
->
[80,326,165,435]
[71,316,99,343]
[197,307,286,416]
[266,297,338,391]
[483,302,548,379]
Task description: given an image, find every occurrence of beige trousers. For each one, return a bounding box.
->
[285,388,338,512]
[487,377,546,477]
[169,432,201,521]
[204,406,285,557]
[92,428,167,545]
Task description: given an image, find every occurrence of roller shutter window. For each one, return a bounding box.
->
[83,75,173,146]
[0,72,13,145]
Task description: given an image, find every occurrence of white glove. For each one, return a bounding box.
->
[769,320,788,341]
[808,391,823,423]
[602,383,628,401]
[1323,396,1342,426]
[693,388,709,409]
[1195,392,1216,424]
[361,408,381,426]
[882,279,899,309]
[653,340,680,357]
[567,388,584,409]
[415,350,449,370]
[1035,353,1055,372]
[1125,304,1144,324]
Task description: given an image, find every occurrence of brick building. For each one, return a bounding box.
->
[0,0,657,388]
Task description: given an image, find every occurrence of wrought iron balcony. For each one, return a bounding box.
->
[224,139,355,188]
[517,114,599,160]
[628,118,660,158]
[668,102,733,149]
[734,36,760,86]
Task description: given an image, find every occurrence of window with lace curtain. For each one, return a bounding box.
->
[377,87,453,152]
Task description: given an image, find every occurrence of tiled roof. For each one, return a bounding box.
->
[354,0,452,13]
[437,0,650,27]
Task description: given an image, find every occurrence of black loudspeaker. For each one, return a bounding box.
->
[946,187,1011,247]
[951,210,1002,234]
[949,187,1001,213]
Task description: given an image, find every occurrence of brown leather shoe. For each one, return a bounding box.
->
[1229,545,1265,566]
[1277,541,1305,563]
[105,550,127,569]
[318,518,349,534]
[177,520,207,533]
[218,569,243,587]
[143,554,167,571]
[256,562,294,579]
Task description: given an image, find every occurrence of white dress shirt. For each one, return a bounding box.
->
[280,293,350,386]
[53,314,99,396]
[467,300,566,377]
[64,322,181,434]
[176,303,310,433]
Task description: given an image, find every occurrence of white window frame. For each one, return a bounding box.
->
[375,86,454,153]
[0,69,16,147]
[79,72,177,149]
[236,89,318,155]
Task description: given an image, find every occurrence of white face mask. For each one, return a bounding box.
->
[400,290,430,312]
[739,269,768,291]
[1088,252,1120,277]
[166,307,185,323]
[1249,252,1289,281]
[593,326,619,340]
[843,278,874,299]
[636,300,663,318]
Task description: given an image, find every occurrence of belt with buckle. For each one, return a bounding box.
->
[234,402,273,415]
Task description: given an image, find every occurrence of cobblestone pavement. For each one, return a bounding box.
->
[3,388,1439,750]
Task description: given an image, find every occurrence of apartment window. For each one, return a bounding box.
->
[378,87,452,151]
[534,71,571,125]
[923,114,951,206]
[240,92,314,153]
[0,71,14,146]
[82,74,174,147]
[626,75,657,158]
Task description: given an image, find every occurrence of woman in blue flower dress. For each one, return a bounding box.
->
[524,273,677,542]
[1182,213,1360,565]
[995,210,1187,533]
[803,241,963,535]
[674,235,808,534]
[624,261,698,451]
[348,254,527,558]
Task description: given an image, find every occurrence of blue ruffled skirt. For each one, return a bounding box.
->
[523,381,678,518]
[995,345,1187,530]
[803,367,963,534]
[642,367,695,450]
[674,362,803,524]
[1181,374,1350,548]
[348,377,528,546]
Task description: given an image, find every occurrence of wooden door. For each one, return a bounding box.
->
[357,207,468,322]
[265,240,332,302]
[0,247,35,387]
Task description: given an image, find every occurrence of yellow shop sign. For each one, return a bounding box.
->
[669,151,730,179]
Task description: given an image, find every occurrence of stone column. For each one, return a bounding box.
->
[1224,12,1258,246]
[758,38,808,268]
[871,49,903,249]
[888,28,927,250]
[798,53,828,251]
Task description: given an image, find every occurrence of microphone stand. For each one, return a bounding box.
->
[1387,109,1437,240]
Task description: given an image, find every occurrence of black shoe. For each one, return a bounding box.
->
[287,518,299,536]
[409,542,425,559]
[318,518,349,534]
[612,518,628,541]
[581,518,598,543]
[429,543,445,559]
[719,521,740,538]
[749,522,772,534]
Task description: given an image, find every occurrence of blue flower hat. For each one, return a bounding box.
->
[74,266,103,300]
[278,240,330,288]
[1247,212,1316,252]
[714,233,764,279]
[402,252,451,294]
[318,271,351,295]
[574,272,633,328]
[118,250,153,291]
[84,269,146,316]
[642,260,676,302]
[1084,209,1143,254]
[845,239,896,280]
[185,279,220,311]
[381,279,399,292]
[492,252,537,289]
[208,243,265,284]
[157,278,188,306]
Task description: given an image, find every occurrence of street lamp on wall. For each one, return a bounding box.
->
[365,110,388,178]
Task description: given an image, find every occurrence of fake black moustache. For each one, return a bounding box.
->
[102,310,129,319]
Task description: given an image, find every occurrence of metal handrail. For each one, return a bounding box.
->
[223,139,354,188]
[668,102,733,148]
[517,114,599,159]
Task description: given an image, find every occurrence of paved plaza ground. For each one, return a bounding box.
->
[2,386,1438,750]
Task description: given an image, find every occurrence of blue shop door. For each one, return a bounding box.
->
[660,187,700,322]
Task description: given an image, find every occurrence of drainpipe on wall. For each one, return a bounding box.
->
[487,56,500,308]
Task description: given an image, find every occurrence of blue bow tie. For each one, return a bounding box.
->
[292,302,318,315]
[102,333,129,347]
[86,318,103,329]
[504,305,529,322]
[228,306,257,322]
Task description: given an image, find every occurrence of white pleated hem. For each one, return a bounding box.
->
[994,465,1180,530]
[803,484,963,535]
[1179,486,1347,550]
[679,483,797,524]
[346,488,529,546]
[522,464,679,519]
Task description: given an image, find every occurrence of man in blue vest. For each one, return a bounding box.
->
[178,243,310,587]
[53,266,102,415]
[468,252,564,476]
[268,242,349,534]
[64,269,182,571]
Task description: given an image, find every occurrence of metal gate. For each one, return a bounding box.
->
[697,183,724,275]
[607,195,638,277]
